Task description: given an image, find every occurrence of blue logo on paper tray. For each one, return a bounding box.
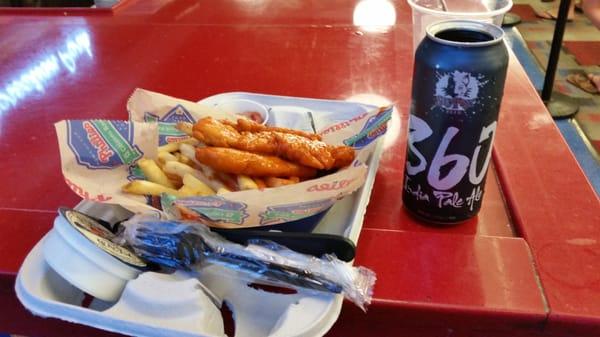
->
[145,104,195,145]
[175,196,249,225]
[259,199,334,225]
[67,120,143,169]
[343,106,392,149]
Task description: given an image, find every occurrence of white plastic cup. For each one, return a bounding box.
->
[407,0,512,51]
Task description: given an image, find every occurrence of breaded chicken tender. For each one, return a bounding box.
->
[224,118,323,141]
[195,147,317,178]
[193,117,354,170]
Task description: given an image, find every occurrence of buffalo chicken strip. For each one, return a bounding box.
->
[195,147,317,178]
[224,118,323,141]
[193,117,354,170]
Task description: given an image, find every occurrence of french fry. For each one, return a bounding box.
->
[178,185,197,197]
[158,142,180,153]
[179,143,229,191]
[176,122,194,137]
[175,123,202,146]
[198,172,228,191]
[165,172,183,188]
[253,178,267,189]
[217,187,231,195]
[265,177,299,188]
[163,160,223,191]
[178,154,195,167]
[183,138,200,146]
[122,180,180,197]
[170,179,183,189]
[215,171,239,191]
[179,143,201,165]
[163,161,197,178]
[183,173,215,196]
[237,175,259,190]
[158,151,178,165]
[137,158,175,188]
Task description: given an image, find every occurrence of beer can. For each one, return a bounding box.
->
[402,20,509,224]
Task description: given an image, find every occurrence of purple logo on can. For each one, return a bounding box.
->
[434,71,487,115]
[260,199,334,225]
[342,106,392,149]
[144,104,196,146]
[67,120,143,169]
[175,196,249,225]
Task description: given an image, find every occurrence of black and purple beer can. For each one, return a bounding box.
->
[402,20,509,224]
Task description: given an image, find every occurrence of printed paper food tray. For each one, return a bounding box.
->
[54,89,392,230]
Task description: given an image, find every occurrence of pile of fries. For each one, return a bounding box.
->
[122,117,352,199]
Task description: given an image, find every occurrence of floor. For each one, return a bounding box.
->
[505,0,600,195]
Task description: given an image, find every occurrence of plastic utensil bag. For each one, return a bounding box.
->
[120,215,376,311]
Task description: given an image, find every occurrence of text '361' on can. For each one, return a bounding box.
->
[402,20,509,225]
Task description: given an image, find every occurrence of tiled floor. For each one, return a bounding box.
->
[505,1,600,195]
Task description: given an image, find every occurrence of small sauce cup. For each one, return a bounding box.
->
[215,98,270,125]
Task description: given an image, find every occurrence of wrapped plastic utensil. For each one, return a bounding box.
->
[121,215,376,311]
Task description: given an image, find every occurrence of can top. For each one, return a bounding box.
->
[426,20,504,47]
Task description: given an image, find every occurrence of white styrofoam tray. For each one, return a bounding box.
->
[16,93,386,337]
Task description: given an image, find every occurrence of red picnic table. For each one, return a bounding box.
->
[0,1,598,336]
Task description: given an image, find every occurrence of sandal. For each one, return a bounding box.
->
[534,7,554,19]
[534,7,575,21]
[588,74,600,91]
[546,8,575,21]
[567,73,599,94]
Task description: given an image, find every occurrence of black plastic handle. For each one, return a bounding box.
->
[211,228,356,262]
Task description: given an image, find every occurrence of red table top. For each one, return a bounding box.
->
[0,1,599,336]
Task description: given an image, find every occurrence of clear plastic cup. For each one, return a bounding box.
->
[407,0,512,51]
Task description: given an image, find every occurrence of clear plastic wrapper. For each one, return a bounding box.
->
[121,215,376,311]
